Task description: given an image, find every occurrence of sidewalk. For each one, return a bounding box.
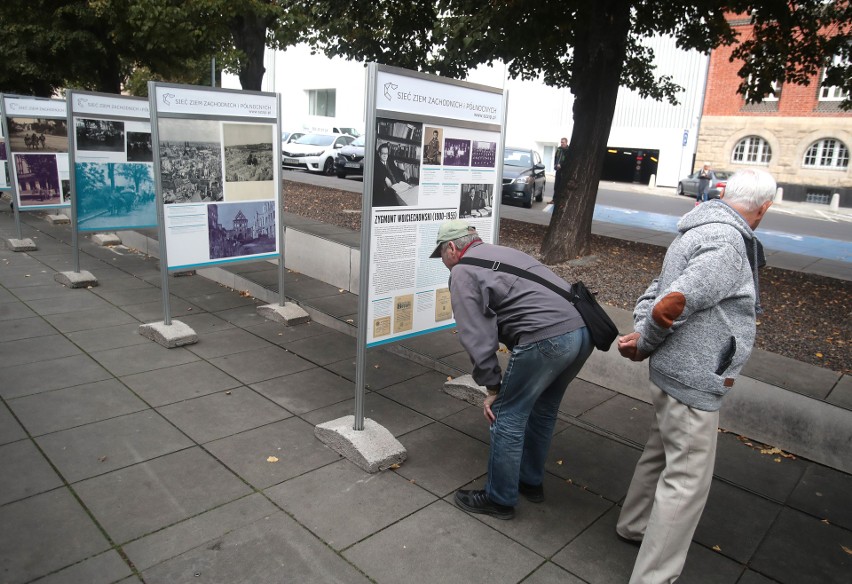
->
[1,202,850,584]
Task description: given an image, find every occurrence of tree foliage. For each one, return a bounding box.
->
[305,0,851,260]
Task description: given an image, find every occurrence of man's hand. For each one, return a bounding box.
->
[483,393,497,424]
[617,332,649,362]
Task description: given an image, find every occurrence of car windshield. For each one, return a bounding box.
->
[295,134,335,146]
[713,171,731,180]
[350,135,366,147]
[339,127,361,137]
[504,149,533,167]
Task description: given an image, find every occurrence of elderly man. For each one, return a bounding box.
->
[615,169,776,583]
[429,219,593,519]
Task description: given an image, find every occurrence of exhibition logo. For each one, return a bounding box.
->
[383,82,398,101]
[162,93,175,107]
[76,97,88,109]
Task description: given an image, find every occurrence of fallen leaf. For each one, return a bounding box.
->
[712,545,722,552]
[267,456,279,463]
[24,274,31,277]
[98,456,108,463]
[446,376,453,381]
[225,391,232,395]
[821,519,831,525]
[774,458,781,463]
[843,545,852,555]
[556,459,563,465]
[815,352,823,358]
[373,364,381,369]
[388,463,401,469]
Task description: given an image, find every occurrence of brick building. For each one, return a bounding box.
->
[696,16,851,207]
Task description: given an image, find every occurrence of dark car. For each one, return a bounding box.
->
[677,169,731,199]
[501,147,546,208]
[334,135,366,178]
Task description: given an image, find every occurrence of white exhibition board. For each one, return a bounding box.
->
[2,95,70,209]
[366,67,505,347]
[0,113,9,190]
[150,84,280,271]
[70,92,157,231]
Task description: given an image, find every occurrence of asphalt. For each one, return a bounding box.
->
[1,195,850,584]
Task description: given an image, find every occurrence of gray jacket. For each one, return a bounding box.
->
[635,200,762,411]
[449,242,584,387]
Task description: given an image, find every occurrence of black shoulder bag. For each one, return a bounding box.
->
[458,257,619,351]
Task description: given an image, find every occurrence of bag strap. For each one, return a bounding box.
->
[457,256,580,304]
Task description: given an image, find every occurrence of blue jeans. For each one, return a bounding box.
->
[485,327,593,506]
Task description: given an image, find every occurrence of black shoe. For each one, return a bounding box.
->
[454,489,514,520]
[518,481,544,503]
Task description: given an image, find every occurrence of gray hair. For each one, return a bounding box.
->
[442,231,481,255]
[722,169,776,212]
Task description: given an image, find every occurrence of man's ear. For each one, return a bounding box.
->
[757,200,772,218]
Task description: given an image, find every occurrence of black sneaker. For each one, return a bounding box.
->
[454,489,514,520]
[518,481,544,503]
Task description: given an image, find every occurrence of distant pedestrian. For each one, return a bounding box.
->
[615,169,776,583]
[697,163,712,204]
[552,137,569,203]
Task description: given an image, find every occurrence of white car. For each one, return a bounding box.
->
[281,133,355,175]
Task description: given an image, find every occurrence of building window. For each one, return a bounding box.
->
[803,139,850,169]
[308,89,336,117]
[732,136,772,165]
[819,55,849,102]
[805,189,831,205]
[746,75,780,103]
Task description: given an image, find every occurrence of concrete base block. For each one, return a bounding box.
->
[45,214,70,225]
[314,415,407,473]
[443,374,488,407]
[257,302,311,326]
[92,232,122,246]
[55,270,98,289]
[138,320,198,348]
[5,238,37,251]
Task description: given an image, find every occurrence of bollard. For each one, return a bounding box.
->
[648,174,656,188]
[830,193,840,212]
[774,187,784,204]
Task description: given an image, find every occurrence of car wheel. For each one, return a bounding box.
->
[322,158,335,176]
[336,171,347,179]
[535,184,543,202]
[677,183,684,196]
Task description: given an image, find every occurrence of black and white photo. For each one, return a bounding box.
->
[471,140,497,168]
[223,123,275,201]
[459,183,494,219]
[14,153,61,206]
[444,138,471,167]
[158,119,223,204]
[75,118,125,152]
[6,117,68,153]
[127,131,153,162]
[208,201,277,259]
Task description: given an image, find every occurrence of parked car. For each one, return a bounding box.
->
[501,147,546,208]
[281,131,305,146]
[281,133,355,175]
[677,169,731,199]
[334,135,366,178]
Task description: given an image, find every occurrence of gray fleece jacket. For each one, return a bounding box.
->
[635,200,762,412]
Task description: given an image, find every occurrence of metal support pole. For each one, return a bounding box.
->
[211,58,216,88]
[492,89,510,246]
[276,93,286,307]
[67,92,81,273]
[148,82,173,325]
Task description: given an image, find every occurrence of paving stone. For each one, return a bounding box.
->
[90,285,162,306]
[0,488,111,584]
[206,417,337,488]
[0,354,113,400]
[0,301,37,321]
[121,361,242,407]
[579,394,655,446]
[0,334,81,367]
[169,312,236,334]
[398,327,464,360]
[33,550,132,584]
[0,315,56,343]
[750,507,851,584]
[89,342,199,377]
[0,271,57,289]
[66,322,150,352]
[521,562,587,584]
[74,447,252,544]
[742,349,841,399]
[36,410,193,483]
[301,392,432,438]
[344,501,541,584]
[142,512,370,584]
[454,472,613,557]
[120,298,205,322]
[9,378,148,436]
[440,405,493,444]
[42,305,138,333]
[0,439,64,505]
[713,431,808,502]
[559,378,618,417]
[379,370,472,420]
[693,480,781,563]
[212,304,270,327]
[281,330,358,365]
[184,291,259,312]
[326,349,431,390]
[0,403,27,445]
[826,374,852,410]
[184,327,273,359]
[242,319,330,345]
[209,345,314,385]
[5,283,73,301]
[251,366,355,414]
[123,493,275,572]
[157,386,290,444]
[393,422,489,497]
[737,570,779,584]
[278,277,344,301]
[266,458,436,550]
[787,463,852,530]
[547,424,643,502]
[25,292,114,316]
[304,292,359,317]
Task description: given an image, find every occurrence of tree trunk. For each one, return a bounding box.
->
[229,11,272,91]
[540,2,631,263]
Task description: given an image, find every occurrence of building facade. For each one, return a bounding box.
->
[696,16,851,206]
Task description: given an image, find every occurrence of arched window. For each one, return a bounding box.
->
[732,136,772,165]
[803,139,850,169]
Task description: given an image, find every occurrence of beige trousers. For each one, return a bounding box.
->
[616,383,719,584]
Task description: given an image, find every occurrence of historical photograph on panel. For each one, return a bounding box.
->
[444,138,471,167]
[222,123,275,201]
[207,201,276,259]
[127,131,153,162]
[459,183,494,219]
[61,179,71,203]
[158,118,223,204]
[5,118,69,153]
[423,127,443,165]
[14,154,61,206]
[471,140,497,168]
[75,119,125,153]
[374,117,422,207]
[75,162,156,230]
